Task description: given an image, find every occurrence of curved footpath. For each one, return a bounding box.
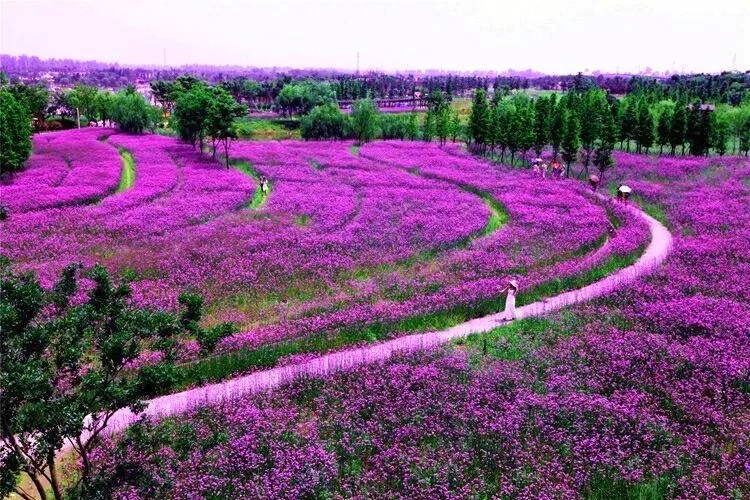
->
[85,200,673,439]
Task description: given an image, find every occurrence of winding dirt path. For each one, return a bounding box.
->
[87,199,672,437]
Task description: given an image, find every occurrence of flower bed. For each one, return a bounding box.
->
[0,133,646,368]
[89,153,750,498]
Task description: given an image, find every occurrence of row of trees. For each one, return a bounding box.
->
[0,78,169,175]
[467,88,750,178]
[0,79,162,134]
[468,88,617,179]
[298,95,464,145]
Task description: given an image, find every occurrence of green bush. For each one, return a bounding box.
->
[0,89,32,175]
[300,103,348,140]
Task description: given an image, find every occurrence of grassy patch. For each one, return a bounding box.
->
[153,127,178,138]
[634,198,669,228]
[231,159,269,209]
[116,147,136,192]
[586,474,673,500]
[234,117,301,140]
[294,214,310,226]
[350,144,360,156]
[456,317,550,361]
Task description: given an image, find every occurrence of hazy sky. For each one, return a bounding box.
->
[1,0,748,73]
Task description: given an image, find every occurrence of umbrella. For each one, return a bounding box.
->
[589,175,600,182]
[534,158,543,163]
[618,185,632,193]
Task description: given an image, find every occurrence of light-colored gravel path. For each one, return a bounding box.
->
[83,200,673,439]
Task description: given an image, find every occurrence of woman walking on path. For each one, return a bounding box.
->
[499,278,520,321]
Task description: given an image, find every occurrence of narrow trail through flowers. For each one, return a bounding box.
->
[84,198,673,440]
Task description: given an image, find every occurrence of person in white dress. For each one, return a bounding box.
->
[499,279,519,321]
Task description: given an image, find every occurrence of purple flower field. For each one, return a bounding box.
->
[1,130,643,364]
[84,151,750,498]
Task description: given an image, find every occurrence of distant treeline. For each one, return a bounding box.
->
[3,54,748,105]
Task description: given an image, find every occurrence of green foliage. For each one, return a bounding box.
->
[378,113,410,140]
[578,90,609,165]
[686,103,712,156]
[300,103,347,140]
[0,263,232,499]
[172,82,212,148]
[561,111,581,172]
[739,119,750,156]
[655,102,674,154]
[150,80,176,112]
[95,90,114,126]
[434,102,451,145]
[669,104,687,155]
[469,88,491,151]
[275,80,336,117]
[111,86,156,134]
[510,93,535,161]
[350,98,379,144]
[533,94,551,155]
[619,98,638,152]
[406,112,420,141]
[550,99,567,158]
[116,147,136,192]
[68,84,99,121]
[593,107,617,181]
[172,83,246,162]
[0,89,32,174]
[711,113,730,155]
[6,82,49,127]
[204,86,247,163]
[449,111,462,142]
[635,103,655,153]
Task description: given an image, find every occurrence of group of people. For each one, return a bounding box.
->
[588,176,632,204]
[531,158,565,180]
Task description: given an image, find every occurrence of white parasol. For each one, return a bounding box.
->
[618,185,632,193]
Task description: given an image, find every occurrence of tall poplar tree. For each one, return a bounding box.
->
[469,89,491,152]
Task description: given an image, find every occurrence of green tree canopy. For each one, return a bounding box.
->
[110,86,156,134]
[350,98,379,144]
[301,103,348,140]
[469,88,491,152]
[0,261,234,500]
[7,83,49,129]
[0,89,33,175]
[275,80,337,117]
[204,86,247,163]
[172,82,212,149]
[68,84,99,123]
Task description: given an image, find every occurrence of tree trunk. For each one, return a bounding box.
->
[47,451,63,500]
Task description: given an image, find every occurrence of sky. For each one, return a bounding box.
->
[1,0,748,74]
